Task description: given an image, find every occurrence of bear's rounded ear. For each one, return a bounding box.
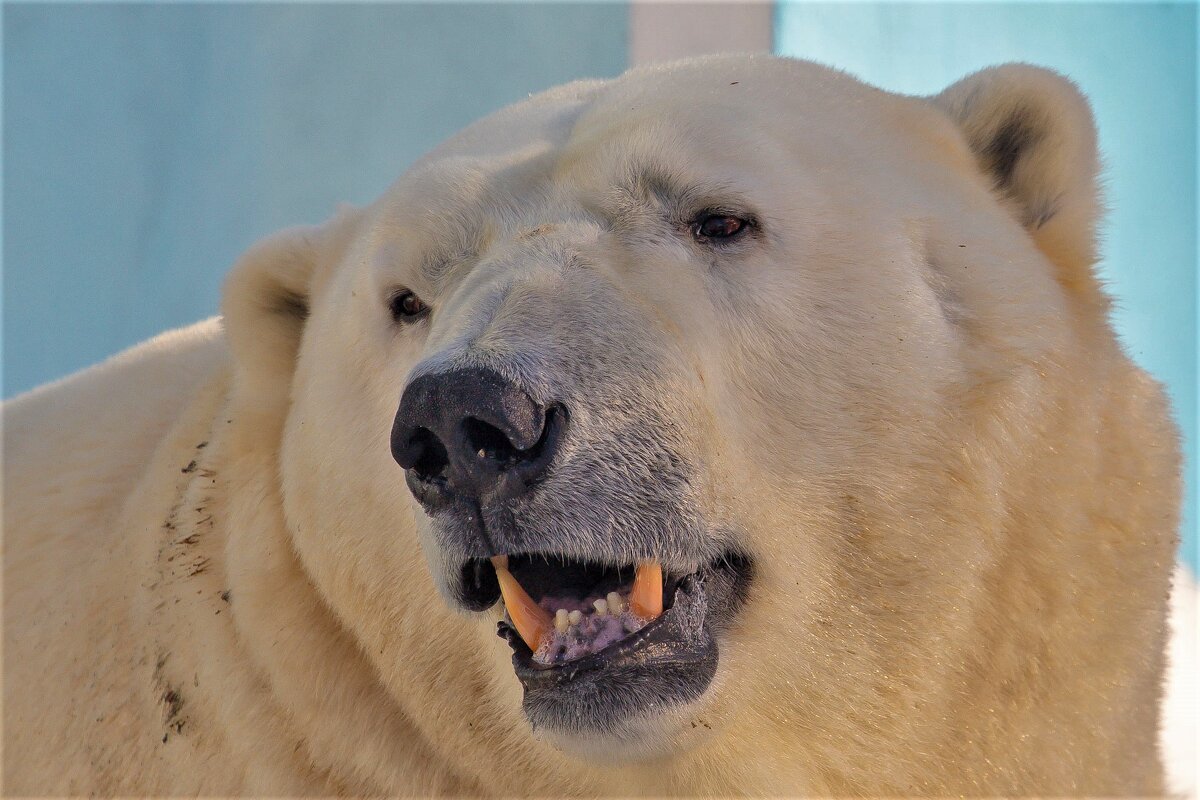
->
[221,206,359,416]
[931,64,1102,293]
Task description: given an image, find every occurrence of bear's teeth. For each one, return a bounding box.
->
[490,556,552,652]
[593,598,609,616]
[606,591,624,614]
[554,609,569,633]
[629,561,663,621]
[567,609,583,626]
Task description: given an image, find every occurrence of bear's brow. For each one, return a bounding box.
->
[615,165,753,225]
[638,167,694,203]
[413,221,490,286]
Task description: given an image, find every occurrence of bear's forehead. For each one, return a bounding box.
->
[363,56,950,283]
[389,55,909,208]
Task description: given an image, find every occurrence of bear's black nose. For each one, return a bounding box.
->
[391,366,567,512]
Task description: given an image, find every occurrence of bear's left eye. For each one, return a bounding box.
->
[389,290,430,323]
[692,212,751,242]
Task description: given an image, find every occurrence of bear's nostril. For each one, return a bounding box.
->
[406,427,450,480]
[463,417,526,465]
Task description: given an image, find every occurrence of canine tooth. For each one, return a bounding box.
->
[490,556,551,652]
[629,561,663,620]
[607,591,624,614]
[567,610,583,626]
[593,598,608,616]
[555,609,569,633]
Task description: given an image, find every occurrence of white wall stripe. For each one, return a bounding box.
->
[629,1,774,67]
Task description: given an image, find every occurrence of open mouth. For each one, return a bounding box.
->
[462,550,753,735]
[492,555,668,666]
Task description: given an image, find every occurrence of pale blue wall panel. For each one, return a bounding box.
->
[3,3,628,396]
[777,2,1197,568]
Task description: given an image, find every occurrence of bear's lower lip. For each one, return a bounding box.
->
[496,555,751,734]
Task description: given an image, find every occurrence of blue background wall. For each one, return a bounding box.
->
[3,3,628,396]
[777,2,1198,569]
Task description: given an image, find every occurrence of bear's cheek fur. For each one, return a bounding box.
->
[277,299,556,764]
[651,209,994,749]
[280,287,449,630]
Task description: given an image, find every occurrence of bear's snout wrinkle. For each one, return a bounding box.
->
[391,366,567,512]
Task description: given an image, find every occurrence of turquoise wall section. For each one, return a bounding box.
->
[3,3,628,397]
[777,2,1198,569]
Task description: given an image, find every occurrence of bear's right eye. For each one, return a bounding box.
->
[389,290,430,323]
[690,210,754,244]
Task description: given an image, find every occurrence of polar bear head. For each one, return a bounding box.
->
[220,56,1176,794]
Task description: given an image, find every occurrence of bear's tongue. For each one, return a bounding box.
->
[491,556,663,666]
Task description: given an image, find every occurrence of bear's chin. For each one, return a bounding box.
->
[531,705,712,765]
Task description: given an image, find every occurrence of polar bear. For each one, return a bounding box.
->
[3,55,1185,795]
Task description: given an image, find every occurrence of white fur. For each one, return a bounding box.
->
[1165,566,1199,798]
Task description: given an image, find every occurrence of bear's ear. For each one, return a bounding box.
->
[221,207,359,417]
[932,64,1102,292]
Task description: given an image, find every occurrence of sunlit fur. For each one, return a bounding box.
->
[3,55,1185,795]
